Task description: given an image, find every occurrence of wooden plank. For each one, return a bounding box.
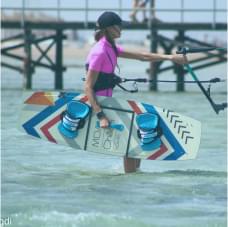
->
[1,20,227,31]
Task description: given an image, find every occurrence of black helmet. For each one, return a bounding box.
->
[96,11,130,30]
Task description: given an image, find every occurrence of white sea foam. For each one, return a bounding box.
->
[11,211,150,227]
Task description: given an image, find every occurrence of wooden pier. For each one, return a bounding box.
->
[1,19,227,90]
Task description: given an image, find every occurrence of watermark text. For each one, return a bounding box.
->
[0,217,12,227]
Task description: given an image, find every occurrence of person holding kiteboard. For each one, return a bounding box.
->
[84,11,187,173]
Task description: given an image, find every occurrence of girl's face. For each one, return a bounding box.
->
[106,25,122,39]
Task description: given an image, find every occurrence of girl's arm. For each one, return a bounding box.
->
[84,69,109,128]
[84,69,101,113]
[119,50,187,64]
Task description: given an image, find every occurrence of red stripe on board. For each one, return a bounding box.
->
[147,144,168,160]
[128,100,142,114]
[80,96,88,103]
[40,114,61,143]
[40,97,87,143]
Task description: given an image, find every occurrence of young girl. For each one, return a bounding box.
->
[84,11,187,173]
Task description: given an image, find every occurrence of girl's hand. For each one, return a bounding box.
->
[171,54,188,65]
[99,116,110,128]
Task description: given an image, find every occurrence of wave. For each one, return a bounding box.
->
[137,169,227,178]
[10,211,151,227]
[161,169,227,177]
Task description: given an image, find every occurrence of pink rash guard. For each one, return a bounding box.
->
[86,37,123,97]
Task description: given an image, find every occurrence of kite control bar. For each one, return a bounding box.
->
[177,46,227,114]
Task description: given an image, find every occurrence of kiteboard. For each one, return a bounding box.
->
[18,91,201,160]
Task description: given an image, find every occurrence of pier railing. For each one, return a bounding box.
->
[1,0,227,27]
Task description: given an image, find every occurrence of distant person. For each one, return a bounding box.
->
[84,11,187,173]
[130,0,158,23]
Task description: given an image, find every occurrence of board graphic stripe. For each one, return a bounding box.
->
[40,95,89,143]
[128,100,171,160]
[22,92,79,138]
[147,144,168,160]
[80,96,88,103]
[40,114,61,143]
[24,91,54,105]
[128,100,142,114]
[142,103,185,160]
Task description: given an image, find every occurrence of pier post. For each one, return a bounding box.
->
[55,29,63,89]
[24,28,33,89]
[175,30,185,91]
[149,29,158,91]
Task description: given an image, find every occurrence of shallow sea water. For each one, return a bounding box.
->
[1,60,227,227]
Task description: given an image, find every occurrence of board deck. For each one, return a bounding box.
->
[18,91,201,160]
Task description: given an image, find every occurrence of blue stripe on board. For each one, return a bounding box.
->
[22,92,79,138]
[142,103,185,160]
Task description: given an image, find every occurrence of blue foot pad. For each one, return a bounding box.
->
[58,100,90,139]
[136,113,161,151]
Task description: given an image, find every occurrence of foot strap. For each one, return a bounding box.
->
[136,113,162,151]
[58,100,90,139]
